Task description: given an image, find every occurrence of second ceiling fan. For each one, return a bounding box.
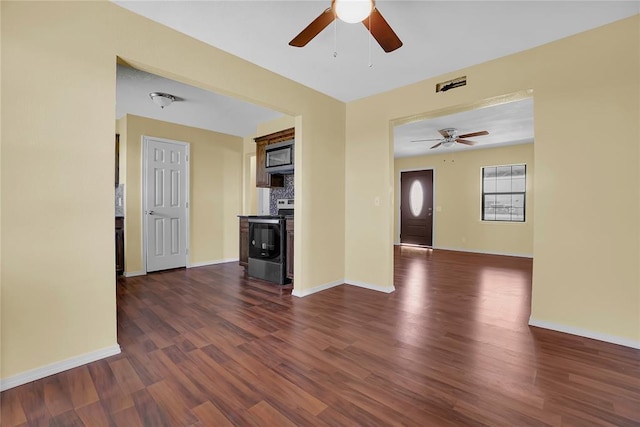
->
[412,128,490,149]
[289,0,403,53]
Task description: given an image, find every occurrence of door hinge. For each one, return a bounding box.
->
[186,202,189,208]
[186,155,189,161]
[186,249,189,255]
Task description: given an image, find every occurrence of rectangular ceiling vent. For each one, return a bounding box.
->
[436,76,467,93]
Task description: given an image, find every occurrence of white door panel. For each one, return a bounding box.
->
[144,137,189,272]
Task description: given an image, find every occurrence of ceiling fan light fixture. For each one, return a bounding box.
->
[442,139,455,148]
[149,92,176,109]
[335,0,373,23]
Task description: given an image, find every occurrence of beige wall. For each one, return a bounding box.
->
[256,115,296,137]
[2,3,119,377]
[346,16,639,343]
[1,1,345,380]
[395,143,534,256]
[121,115,243,273]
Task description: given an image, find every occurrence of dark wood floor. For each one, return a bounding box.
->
[2,246,639,426]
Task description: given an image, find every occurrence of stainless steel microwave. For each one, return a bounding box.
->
[265,140,294,174]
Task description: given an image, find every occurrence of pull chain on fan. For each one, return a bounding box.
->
[333,17,338,57]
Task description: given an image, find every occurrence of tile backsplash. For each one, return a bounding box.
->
[270,174,294,215]
[115,184,124,217]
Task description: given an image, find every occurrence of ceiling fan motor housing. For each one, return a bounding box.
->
[441,128,457,137]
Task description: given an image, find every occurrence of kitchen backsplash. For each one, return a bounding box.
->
[270,174,294,215]
[115,184,124,217]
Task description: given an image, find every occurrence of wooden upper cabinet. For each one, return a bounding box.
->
[254,127,294,188]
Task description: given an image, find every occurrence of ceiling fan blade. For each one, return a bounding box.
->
[411,138,443,142]
[362,7,403,53]
[457,130,488,139]
[438,129,452,138]
[456,139,476,146]
[430,142,442,149]
[289,8,335,47]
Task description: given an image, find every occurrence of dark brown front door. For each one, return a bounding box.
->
[400,170,433,246]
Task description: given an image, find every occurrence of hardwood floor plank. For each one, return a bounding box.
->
[248,400,298,427]
[253,366,328,416]
[178,350,261,413]
[74,401,111,427]
[108,358,145,395]
[14,382,52,426]
[146,380,198,426]
[145,349,206,408]
[42,376,74,416]
[191,401,235,427]
[48,409,87,427]
[131,388,169,427]
[110,404,145,427]
[87,360,134,414]
[1,248,638,426]
[0,388,28,427]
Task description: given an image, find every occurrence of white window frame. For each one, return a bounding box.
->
[481,164,526,222]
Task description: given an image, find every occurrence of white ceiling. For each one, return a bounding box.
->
[113,1,637,151]
[394,97,534,158]
[116,64,283,136]
[113,1,639,102]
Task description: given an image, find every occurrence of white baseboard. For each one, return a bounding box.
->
[429,245,533,259]
[292,279,396,298]
[189,258,239,268]
[123,270,145,277]
[528,318,640,349]
[292,280,344,298]
[345,279,395,294]
[0,345,122,392]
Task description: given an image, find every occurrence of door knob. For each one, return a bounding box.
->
[147,210,155,215]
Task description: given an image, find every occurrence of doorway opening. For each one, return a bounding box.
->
[392,90,534,255]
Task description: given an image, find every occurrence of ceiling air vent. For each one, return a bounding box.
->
[436,76,467,93]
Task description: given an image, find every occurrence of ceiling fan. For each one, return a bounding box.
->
[289,0,403,53]
[412,128,489,149]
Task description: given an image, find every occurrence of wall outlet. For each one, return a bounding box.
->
[436,206,442,212]
[374,196,381,207]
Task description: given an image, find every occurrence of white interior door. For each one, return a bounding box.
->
[144,137,189,272]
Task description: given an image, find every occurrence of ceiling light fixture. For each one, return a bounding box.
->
[149,92,176,109]
[335,0,373,23]
[442,139,456,148]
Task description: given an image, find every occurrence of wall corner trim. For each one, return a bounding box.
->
[292,279,396,298]
[123,270,146,278]
[292,280,344,298]
[528,318,640,350]
[345,279,395,294]
[0,345,122,392]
